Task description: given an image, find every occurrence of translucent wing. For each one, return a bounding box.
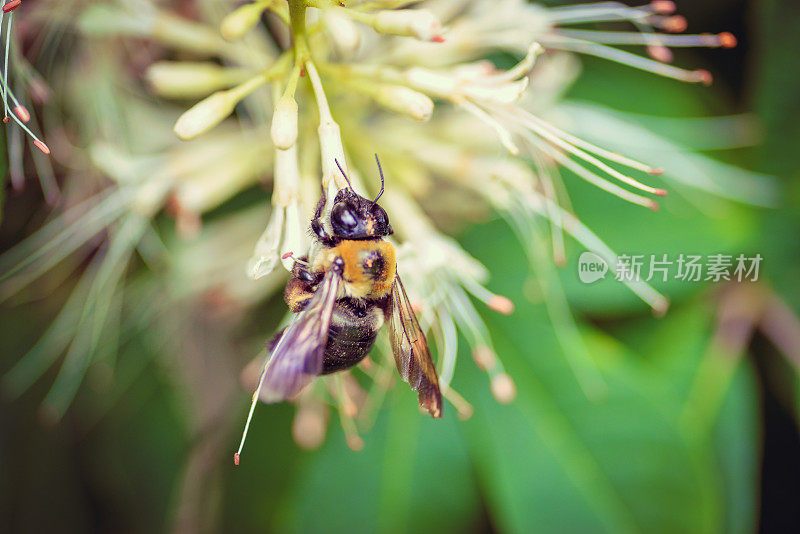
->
[259,264,341,402]
[388,274,443,418]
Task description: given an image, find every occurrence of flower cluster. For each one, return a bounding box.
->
[1,0,767,448]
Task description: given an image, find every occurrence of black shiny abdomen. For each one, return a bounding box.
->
[321,321,378,374]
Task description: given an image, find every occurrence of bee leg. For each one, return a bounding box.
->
[311,218,337,248]
[285,261,321,312]
[310,187,338,247]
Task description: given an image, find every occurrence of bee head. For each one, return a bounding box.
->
[330,156,393,240]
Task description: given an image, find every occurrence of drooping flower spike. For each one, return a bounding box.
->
[0,1,771,452]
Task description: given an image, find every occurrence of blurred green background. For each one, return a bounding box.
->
[2,0,800,533]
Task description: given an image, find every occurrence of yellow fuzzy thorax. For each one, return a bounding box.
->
[313,239,396,300]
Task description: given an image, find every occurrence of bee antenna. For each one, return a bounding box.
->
[334,158,352,190]
[373,154,385,205]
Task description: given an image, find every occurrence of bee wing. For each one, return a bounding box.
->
[388,274,443,418]
[259,265,342,402]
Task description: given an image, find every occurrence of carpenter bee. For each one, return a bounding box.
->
[235,156,441,464]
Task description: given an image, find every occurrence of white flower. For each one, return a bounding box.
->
[248,144,308,278]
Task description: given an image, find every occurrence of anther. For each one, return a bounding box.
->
[718,32,737,48]
[693,69,713,85]
[13,104,28,122]
[2,1,21,13]
[650,1,676,14]
[662,15,687,33]
[33,140,50,155]
[490,373,516,404]
[487,295,515,315]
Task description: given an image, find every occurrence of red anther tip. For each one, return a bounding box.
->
[431,35,445,43]
[648,167,665,176]
[663,15,687,33]
[654,188,668,197]
[648,200,661,212]
[281,251,293,260]
[2,117,9,123]
[2,0,21,13]
[33,140,50,155]
[650,1,676,14]
[13,104,29,123]
[718,32,737,48]
[694,69,713,86]
[234,453,240,466]
[300,67,306,77]
[488,295,515,315]
[647,45,672,63]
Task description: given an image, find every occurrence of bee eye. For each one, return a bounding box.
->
[331,203,359,233]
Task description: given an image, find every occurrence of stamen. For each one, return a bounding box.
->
[513,109,667,196]
[555,29,737,48]
[459,275,515,315]
[432,305,458,387]
[2,11,11,119]
[544,35,714,83]
[458,99,519,155]
[523,111,664,177]
[533,137,659,210]
[440,386,473,420]
[333,375,363,451]
[548,2,653,25]
[531,150,567,265]
[235,340,289,465]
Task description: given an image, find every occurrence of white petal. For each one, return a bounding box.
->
[280,200,308,271]
[247,207,285,279]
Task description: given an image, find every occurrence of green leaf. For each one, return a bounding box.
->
[456,220,724,533]
[277,390,481,534]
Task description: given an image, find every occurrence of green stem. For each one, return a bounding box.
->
[288,0,311,63]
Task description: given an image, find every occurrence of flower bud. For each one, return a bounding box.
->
[318,119,348,190]
[173,74,265,140]
[220,1,269,41]
[271,95,298,150]
[374,85,434,121]
[324,10,361,56]
[174,91,237,140]
[146,61,246,99]
[372,9,442,41]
